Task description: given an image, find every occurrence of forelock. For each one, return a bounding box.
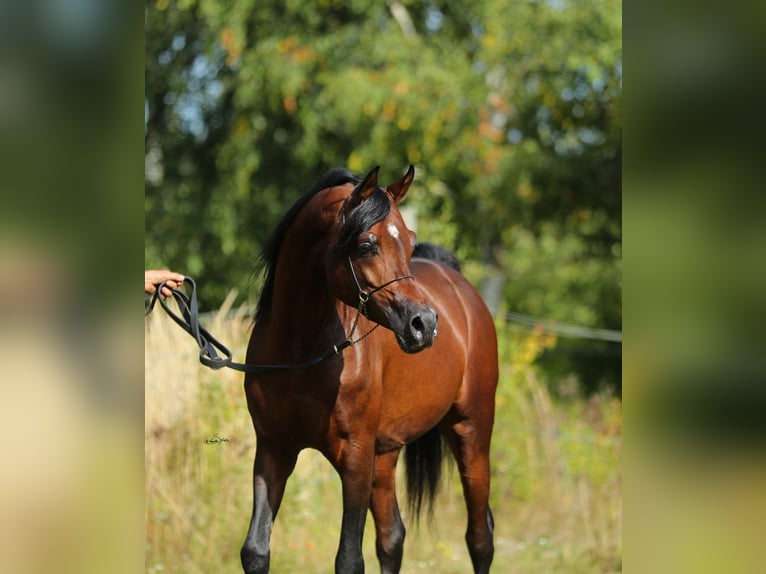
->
[335,187,391,253]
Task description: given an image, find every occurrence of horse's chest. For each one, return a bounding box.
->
[246,377,340,444]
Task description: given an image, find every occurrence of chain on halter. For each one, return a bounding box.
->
[344,256,414,345]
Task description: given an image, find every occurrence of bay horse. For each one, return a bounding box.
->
[241,165,498,574]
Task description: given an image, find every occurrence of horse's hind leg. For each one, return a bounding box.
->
[370,449,406,574]
[240,440,298,574]
[442,414,495,574]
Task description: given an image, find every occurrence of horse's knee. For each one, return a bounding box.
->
[240,543,269,574]
[386,524,406,555]
[376,522,406,569]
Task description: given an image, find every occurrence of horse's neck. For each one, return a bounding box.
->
[263,191,358,351]
[270,264,324,329]
[267,243,351,350]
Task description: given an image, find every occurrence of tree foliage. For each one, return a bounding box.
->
[145,0,621,389]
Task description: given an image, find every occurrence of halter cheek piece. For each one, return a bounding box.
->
[343,256,414,345]
[145,261,414,375]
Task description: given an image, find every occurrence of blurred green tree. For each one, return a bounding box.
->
[145,0,621,391]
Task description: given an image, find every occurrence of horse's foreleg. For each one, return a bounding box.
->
[443,420,495,574]
[333,440,376,574]
[370,449,405,574]
[240,442,297,574]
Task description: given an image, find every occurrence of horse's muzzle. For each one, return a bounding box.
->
[396,305,438,354]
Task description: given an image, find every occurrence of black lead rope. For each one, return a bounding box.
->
[145,276,352,374]
[145,267,414,374]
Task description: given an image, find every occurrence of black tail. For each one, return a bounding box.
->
[404,426,445,523]
[412,242,461,272]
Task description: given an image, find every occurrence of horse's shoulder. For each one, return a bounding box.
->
[411,258,475,304]
[412,257,465,286]
[412,258,492,322]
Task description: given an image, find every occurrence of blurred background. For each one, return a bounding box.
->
[144,1,622,573]
[5,0,762,571]
[144,0,623,397]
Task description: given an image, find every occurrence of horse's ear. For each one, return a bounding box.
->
[387,164,415,205]
[342,165,379,219]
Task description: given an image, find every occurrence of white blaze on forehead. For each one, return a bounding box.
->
[387,223,400,239]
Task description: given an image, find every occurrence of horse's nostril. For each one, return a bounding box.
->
[411,315,425,333]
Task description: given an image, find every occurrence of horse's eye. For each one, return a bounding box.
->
[358,242,375,256]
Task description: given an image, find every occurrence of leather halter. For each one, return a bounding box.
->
[342,257,414,345]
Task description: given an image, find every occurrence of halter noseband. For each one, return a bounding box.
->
[343,256,414,344]
[347,256,414,303]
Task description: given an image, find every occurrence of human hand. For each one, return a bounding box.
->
[145,269,185,298]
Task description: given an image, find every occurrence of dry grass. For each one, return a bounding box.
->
[145,297,621,573]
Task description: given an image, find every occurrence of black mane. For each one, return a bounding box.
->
[412,242,462,272]
[254,168,391,322]
[254,169,359,321]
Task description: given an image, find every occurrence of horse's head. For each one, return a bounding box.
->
[326,165,438,354]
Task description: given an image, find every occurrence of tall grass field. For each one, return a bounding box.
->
[145,293,621,573]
